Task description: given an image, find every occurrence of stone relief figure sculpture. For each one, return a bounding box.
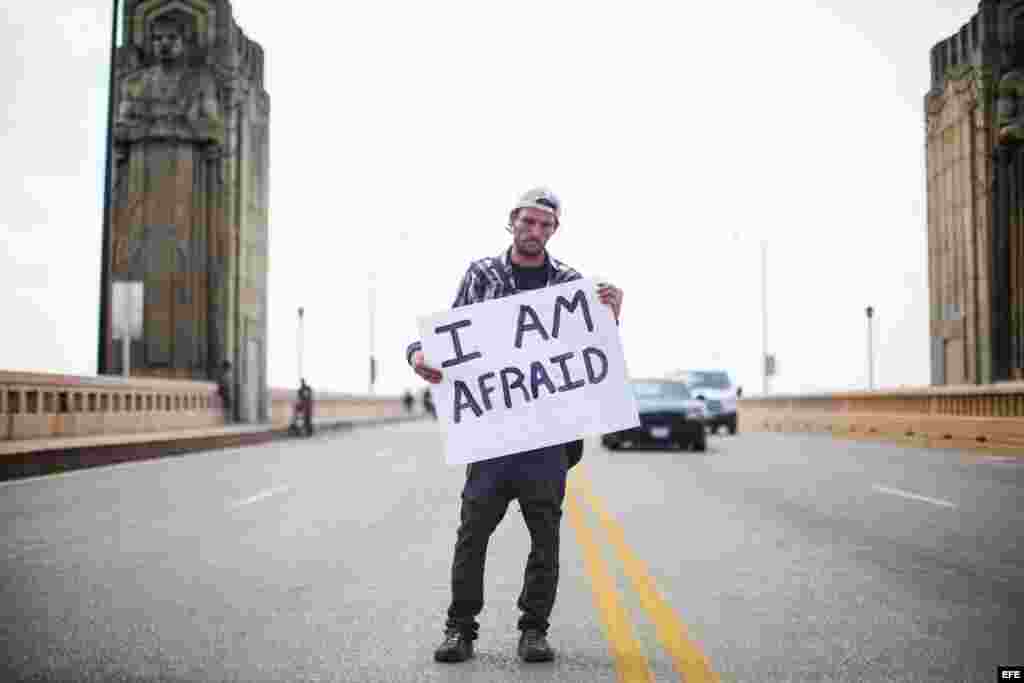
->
[110,10,226,377]
[994,38,1024,381]
[995,27,1024,145]
[101,0,270,418]
[114,14,223,147]
[996,64,1024,144]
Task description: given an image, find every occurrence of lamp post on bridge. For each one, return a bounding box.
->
[760,239,770,396]
[368,270,376,395]
[866,305,875,390]
[297,306,305,384]
[366,230,410,395]
[97,0,121,375]
[730,232,770,395]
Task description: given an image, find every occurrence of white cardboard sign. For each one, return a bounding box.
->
[417,278,640,465]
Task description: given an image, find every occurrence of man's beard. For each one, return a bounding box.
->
[517,238,542,255]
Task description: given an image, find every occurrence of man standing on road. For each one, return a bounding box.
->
[405,187,623,664]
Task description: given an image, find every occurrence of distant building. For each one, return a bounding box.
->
[926,1,1024,385]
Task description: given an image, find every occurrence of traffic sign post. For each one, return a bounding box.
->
[112,281,143,377]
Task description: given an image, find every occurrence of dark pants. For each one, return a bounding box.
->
[220,393,232,424]
[303,400,314,436]
[446,445,568,640]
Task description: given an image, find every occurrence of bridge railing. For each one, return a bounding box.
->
[0,371,222,441]
[1,371,410,443]
[268,388,412,429]
[739,382,1024,452]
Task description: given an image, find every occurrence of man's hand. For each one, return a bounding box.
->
[412,350,443,384]
[597,282,623,321]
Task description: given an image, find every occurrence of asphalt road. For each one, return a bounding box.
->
[1,421,1021,682]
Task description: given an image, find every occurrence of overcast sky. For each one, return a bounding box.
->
[1,1,981,397]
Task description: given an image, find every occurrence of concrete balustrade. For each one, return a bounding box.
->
[0,371,223,442]
[740,382,1024,452]
[0,371,412,449]
[268,388,410,429]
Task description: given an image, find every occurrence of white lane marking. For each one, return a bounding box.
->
[872,485,957,509]
[231,485,292,508]
[392,458,418,474]
[375,449,393,458]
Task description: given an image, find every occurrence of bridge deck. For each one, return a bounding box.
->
[1,423,1020,682]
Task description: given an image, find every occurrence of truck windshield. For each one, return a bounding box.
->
[684,371,731,390]
[632,381,692,399]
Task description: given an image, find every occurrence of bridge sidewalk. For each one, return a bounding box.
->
[0,413,427,481]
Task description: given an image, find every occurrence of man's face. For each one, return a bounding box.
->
[511,207,558,258]
[152,23,184,62]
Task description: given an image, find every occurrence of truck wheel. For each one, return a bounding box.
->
[692,434,707,452]
[728,418,737,435]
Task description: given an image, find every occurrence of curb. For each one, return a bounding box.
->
[0,414,430,483]
[271,414,430,439]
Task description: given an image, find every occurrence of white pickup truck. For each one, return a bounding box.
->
[668,369,741,435]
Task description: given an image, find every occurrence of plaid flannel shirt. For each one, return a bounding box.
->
[405,247,584,366]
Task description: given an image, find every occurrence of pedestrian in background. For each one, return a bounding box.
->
[298,378,314,437]
[422,388,436,419]
[217,361,233,423]
[405,187,623,664]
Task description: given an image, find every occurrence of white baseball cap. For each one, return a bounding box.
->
[511,187,562,222]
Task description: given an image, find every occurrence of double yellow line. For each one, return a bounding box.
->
[566,466,720,683]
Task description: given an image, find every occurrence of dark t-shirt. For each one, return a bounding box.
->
[512,258,585,471]
[464,257,572,488]
[511,262,548,291]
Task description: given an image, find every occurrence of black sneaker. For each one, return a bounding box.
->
[434,629,474,663]
[517,629,554,662]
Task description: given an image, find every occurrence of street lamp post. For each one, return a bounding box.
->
[761,240,769,396]
[866,305,875,390]
[368,271,376,395]
[366,231,408,395]
[297,306,305,383]
[729,232,770,395]
[97,0,121,374]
